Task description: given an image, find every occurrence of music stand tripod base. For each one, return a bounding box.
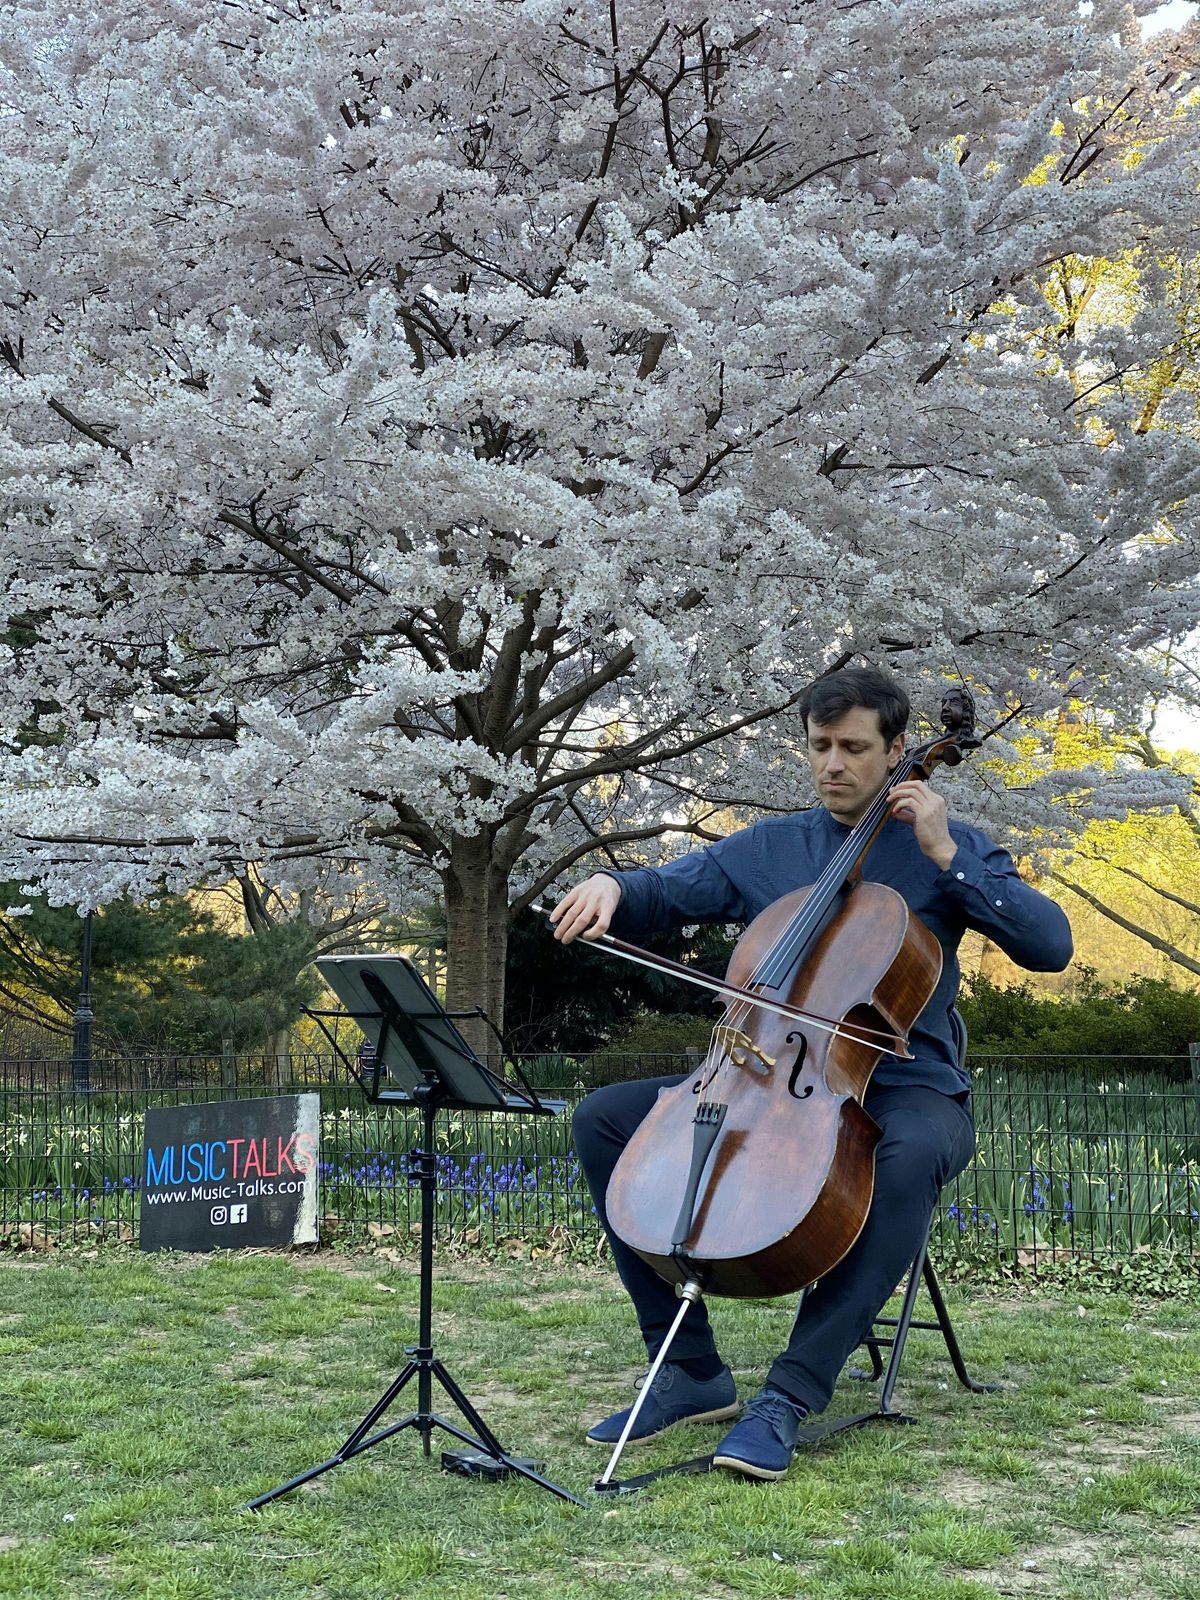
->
[443,1449,545,1482]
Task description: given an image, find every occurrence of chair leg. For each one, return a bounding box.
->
[792,1244,929,1446]
[919,1255,999,1395]
[855,1337,886,1382]
[877,1239,931,1414]
[851,1242,999,1394]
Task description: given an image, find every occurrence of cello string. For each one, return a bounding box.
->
[751,768,907,989]
[698,753,924,1105]
[703,727,963,1099]
[530,925,899,1112]
[764,743,937,986]
[748,754,919,992]
[693,958,905,1107]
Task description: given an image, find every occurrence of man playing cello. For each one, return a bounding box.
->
[551,666,1072,1481]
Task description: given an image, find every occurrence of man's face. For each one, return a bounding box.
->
[806,706,905,826]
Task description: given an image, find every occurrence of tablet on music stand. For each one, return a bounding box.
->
[315,952,562,1115]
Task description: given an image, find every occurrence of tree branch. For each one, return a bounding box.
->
[47,398,133,464]
[1047,870,1200,977]
[1078,856,1200,919]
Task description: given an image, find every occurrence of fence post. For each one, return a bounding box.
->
[70,909,94,1094]
[221,1037,236,1101]
[1189,1042,1200,1119]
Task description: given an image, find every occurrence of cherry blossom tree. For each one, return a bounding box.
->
[1,0,1199,1042]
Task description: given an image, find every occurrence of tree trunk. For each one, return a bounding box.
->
[443,836,511,1064]
[263,1025,292,1088]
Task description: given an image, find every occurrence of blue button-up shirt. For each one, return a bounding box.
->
[608,810,1073,1096]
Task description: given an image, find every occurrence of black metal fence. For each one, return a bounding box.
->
[2,1051,1198,1263]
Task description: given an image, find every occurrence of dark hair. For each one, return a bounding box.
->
[799,666,910,745]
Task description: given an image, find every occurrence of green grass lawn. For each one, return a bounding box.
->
[2,1247,1199,1600]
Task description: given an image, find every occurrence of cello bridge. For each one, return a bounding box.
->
[714,1024,776,1071]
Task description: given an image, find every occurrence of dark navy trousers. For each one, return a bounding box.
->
[572,1075,976,1413]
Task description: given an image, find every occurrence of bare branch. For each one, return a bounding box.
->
[1048,870,1200,977]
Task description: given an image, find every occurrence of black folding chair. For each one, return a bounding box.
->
[791,1211,998,1447]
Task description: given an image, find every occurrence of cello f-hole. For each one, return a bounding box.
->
[785,1033,814,1102]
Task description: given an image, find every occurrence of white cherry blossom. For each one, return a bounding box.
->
[0,1,1197,1028]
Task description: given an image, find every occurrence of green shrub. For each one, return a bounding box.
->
[960,970,1200,1066]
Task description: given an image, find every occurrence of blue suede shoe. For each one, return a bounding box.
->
[585,1362,739,1446]
[711,1385,810,1480]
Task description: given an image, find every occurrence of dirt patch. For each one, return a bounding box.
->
[935,1430,1164,1498]
[965,1531,1108,1594]
[938,1474,1002,1509]
[1030,1448,1156,1488]
[507,1287,603,1309]
[972,1296,1056,1316]
[969,1516,1200,1595]
[1059,1435,1156,1465]
[572,1554,745,1591]
[213,1344,283,1377]
[279,1252,383,1280]
[455,1377,526,1404]
[564,1369,632,1390]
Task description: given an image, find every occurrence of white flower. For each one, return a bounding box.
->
[0,0,1194,950]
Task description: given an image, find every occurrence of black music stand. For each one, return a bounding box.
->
[246,954,581,1509]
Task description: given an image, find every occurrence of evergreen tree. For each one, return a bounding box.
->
[0,891,317,1054]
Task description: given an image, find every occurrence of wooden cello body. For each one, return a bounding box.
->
[602,693,979,1303]
[606,879,941,1297]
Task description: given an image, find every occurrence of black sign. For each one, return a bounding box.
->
[139,1094,320,1252]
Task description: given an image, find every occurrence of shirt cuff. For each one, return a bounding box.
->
[937,845,986,891]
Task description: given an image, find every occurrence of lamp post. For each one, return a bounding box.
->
[71,908,94,1093]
